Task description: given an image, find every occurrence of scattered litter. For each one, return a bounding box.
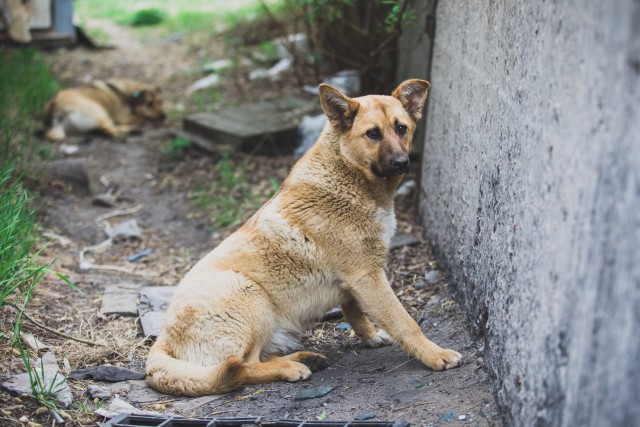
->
[355,409,377,420]
[441,410,456,422]
[93,185,120,207]
[100,284,142,316]
[186,73,221,95]
[21,333,48,352]
[105,219,141,242]
[293,385,335,401]
[1,352,73,408]
[127,248,153,262]
[42,231,72,247]
[59,144,79,155]
[415,383,428,389]
[172,395,223,413]
[94,396,166,419]
[62,357,72,375]
[389,233,420,249]
[423,270,443,286]
[203,58,233,73]
[87,384,112,400]
[69,366,145,382]
[304,69,360,96]
[395,179,416,197]
[335,322,352,330]
[322,307,343,321]
[295,114,327,157]
[249,57,293,81]
[273,33,308,60]
[458,414,467,420]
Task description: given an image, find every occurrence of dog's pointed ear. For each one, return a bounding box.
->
[319,84,360,131]
[392,79,430,120]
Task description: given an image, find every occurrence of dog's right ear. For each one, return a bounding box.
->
[319,84,360,131]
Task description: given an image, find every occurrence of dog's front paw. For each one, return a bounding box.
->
[424,348,463,370]
[282,362,312,382]
[364,329,393,348]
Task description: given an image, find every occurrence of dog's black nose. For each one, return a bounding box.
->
[391,155,410,172]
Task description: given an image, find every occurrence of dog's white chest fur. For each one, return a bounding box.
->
[374,206,396,246]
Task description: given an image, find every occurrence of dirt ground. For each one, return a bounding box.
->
[0,18,503,427]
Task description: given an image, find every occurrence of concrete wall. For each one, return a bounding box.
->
[419,1,639,425]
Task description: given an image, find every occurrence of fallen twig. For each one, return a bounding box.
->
[383,358,414,375]
[5,303,104,347]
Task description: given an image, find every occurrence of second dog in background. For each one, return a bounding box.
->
[43,78,165,141]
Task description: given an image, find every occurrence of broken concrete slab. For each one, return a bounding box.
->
[1,352,73,408]
[138,285,176,337]
[172,394,224,414]
[183,97,321,156]
[139,311,165,338]
[69,366,145,382]
[100,283,142,316]
[94,396,166,419]
[139,286,175,312]
[88,384,112,400]
[126,380,165,403]
[389,233,421,249]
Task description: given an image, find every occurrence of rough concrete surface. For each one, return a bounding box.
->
[420,1,639,426]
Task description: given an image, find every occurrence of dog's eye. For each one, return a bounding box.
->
[396,122,408,136]
[366,128,382,140]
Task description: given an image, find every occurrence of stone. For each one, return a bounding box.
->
[100,284,142,316]
[139,311,165,338]
[423,270,442,286]
[183,97,321,156]
[1,352,73,408]
[389,233,420,249]
[69,366,145,382]
[87,384,112,400]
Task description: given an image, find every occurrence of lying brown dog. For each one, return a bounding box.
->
[43,78,165,140]
[146,79,462,396]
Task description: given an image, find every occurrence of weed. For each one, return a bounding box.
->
[191,149,279,229]
[191,89,222,112]
[0,48,58,171]
[129,8,166,27]
[160,136,191,160]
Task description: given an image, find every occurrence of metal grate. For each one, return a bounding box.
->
[102,414,410,427]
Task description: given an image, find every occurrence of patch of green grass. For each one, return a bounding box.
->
[160,135,191,160]
[0,48,59,171]
[73,0,286,36]
[128,8,166,26]
[191,89,222,112]
[191,149,279,229]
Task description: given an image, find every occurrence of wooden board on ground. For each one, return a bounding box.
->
[182,97,320,156]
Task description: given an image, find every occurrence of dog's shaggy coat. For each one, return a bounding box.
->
[146,80,462,396]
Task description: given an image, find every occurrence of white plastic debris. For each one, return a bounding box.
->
[295,114,328,157]
[273,32,308,60]
[304,69,361,96]
[185,74,221,95]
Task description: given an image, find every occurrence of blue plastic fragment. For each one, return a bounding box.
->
[441,410,456,422]
[336,322,352,329]
[126,248,153,262]
[354,409,376,420]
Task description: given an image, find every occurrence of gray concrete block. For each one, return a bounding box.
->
[100,284,142,316]
[183,97,320,155]
[419,0,640,425]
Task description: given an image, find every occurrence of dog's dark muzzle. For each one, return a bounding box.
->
[372,154,410,177]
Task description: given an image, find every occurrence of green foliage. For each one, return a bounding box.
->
[0,48,59,171]
[160,136,191,159]
[128,8,166,27]
[191,149,279,229]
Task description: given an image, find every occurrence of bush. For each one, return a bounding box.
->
[128,8,166,27]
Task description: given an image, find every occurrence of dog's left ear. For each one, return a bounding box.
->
[392,79,430,120]
[319,84,360,131]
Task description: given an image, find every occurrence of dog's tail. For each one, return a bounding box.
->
[145,339,247,396]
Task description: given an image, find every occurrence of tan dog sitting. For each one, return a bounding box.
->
[146,79,462,396]
[43,78,165,140]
